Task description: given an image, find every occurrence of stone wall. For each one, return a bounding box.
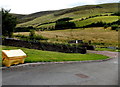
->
[2,38,87,54]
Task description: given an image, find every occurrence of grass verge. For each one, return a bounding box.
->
[95,47,120,52]
[2,46,109,63]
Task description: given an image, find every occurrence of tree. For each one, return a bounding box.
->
[29,30,35,40]
[2,8,17,37]
[112,12,120,16]
[55,17,75,29]
[111,24,119,30]
[56,17,73,23]
[104,25,109,29]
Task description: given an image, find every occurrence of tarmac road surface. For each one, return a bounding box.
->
[2,51,118,85]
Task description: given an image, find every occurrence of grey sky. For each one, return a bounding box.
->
[0,0,119,14]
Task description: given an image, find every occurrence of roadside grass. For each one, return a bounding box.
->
[95,47,120,52]
[2,46,109,63]
[14,27,118,47]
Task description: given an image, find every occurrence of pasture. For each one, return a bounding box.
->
[14,27,118,47]
[16,3,118,27]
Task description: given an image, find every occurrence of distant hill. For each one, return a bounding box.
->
[15,3,119,28]
[11,13,26,19]
[14,10,59,23]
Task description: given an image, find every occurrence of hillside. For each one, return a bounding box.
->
[16,3,119,28]
[15,10,59,23]
[75,16,118,27]
[14,27,118,47]
[11,13,26,19]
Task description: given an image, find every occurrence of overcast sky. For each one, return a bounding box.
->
[0,0,119,14]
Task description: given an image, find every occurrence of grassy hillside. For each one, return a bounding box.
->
[16,10,58,23]
[16,3,119,27]
[14,27,118,47]
[75,16,118,27]
[11,13,26,19]
[13,3,119,48]
[35,16,118,29]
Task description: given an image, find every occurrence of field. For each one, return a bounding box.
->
[2,46,109,63]
[31,16,118,29]
[16,3,118,27]
[75,16,118,27]
[15,3,119,48]
[14,27,118,47]
[37,23,56,29]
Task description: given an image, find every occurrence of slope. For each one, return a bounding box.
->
[16,3,118,28]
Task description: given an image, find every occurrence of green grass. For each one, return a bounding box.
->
[16,3,119,27]
[35,16,118,29]
[2,46,109,63]
[75,16,118,27]
[95,47,120,52]
[37,23,55,28]
[14,27,118,47]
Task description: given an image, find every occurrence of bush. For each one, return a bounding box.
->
[56,17,73,22]
[29,30,35,37]
[15,26,35,32]
[55,17,75,29]
[104,25,109,29]
[85,21,106,27]
[111,24,119,30]
[32,35,47,40]
[14,33,47,41]
[112,12,120,16]
[55,21,75,29]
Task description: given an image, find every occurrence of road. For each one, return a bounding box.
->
[2,51,118,85]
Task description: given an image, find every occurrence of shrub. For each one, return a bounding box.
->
[112,12,120,16]
[55,21,75,29]
[33,35,47,40]
[15,26,35,32]
[56,17,73,22]
[14,33,47,41]
[111,24,119,30]
[55,17,75,29]
[29,30,35,40]
[14,34,28,38]
[104,25,109,29]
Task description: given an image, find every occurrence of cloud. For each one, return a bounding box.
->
[96,0,119,3]
[0,0,119,14]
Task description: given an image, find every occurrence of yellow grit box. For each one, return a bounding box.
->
[2,49,27,67]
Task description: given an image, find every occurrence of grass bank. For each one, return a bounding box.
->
[95,47,120,52]
[2,46,109,63]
